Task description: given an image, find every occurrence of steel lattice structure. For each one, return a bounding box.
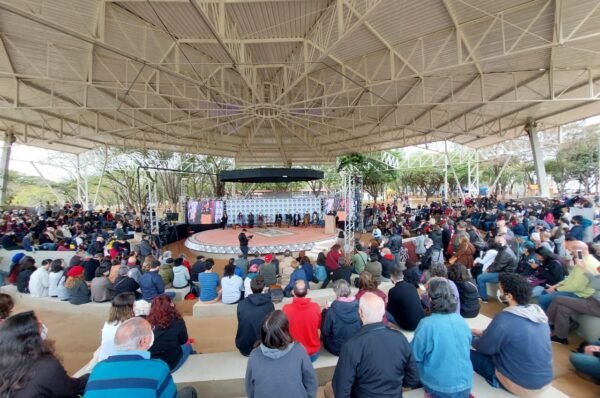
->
[0,0,598,166]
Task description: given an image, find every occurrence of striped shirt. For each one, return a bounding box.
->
[84,351,177,398]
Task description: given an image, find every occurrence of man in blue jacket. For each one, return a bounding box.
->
[470,273,553,396]
[139,260,175,302]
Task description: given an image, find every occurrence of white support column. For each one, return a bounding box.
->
[443,141,448,201]
[0,131,14,205]
[526,119,550,197]
[475,149,480,196]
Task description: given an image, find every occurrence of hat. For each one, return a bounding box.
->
[530,232,541,242]
[248,264,259,273]
[11,252,25,264]
[264,253,273,263]
[67,265,84,277]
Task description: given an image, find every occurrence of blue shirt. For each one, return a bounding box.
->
[84,351,177,398]
[411,313,473,393]
[198,272,220,301]
[471,309,553,389]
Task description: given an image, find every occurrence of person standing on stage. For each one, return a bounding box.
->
[239,229,253,259]
[221,211,229,230]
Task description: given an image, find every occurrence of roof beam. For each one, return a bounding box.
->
[188,0,261,103]
[273,0,383,104]
[0,0,246,105]
[442,0,483,75]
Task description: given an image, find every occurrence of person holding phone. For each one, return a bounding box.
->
[538,240,599,312]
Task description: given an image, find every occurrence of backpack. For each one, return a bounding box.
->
[315,265,327,282]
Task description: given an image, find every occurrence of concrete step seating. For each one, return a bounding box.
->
[0,284,185,315]
[172,314,567,398]
[192,282,395,318]
[0,249,76,273]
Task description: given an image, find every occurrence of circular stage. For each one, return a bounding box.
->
[184,227,338,255]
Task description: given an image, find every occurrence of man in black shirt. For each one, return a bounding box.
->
[238,229,252,258]
[235,277,275,356]
[387,268,424,331]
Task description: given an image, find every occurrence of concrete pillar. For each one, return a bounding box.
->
[0,132,14,206]
[527,119,550,197]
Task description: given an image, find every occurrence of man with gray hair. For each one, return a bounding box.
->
[326,293,419,398]
[85,317,197,397]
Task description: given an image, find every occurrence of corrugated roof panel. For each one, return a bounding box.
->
[119,2,213,39]
[229,0,329,39]
[366,0,453,44]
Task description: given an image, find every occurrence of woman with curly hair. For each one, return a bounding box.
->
[0,311,88,397]
[147,295,194,372]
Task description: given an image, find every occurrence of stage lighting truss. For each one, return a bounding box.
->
[341,169,362,254]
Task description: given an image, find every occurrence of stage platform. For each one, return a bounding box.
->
[184,226,338,255]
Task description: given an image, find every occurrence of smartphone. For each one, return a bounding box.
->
[577,250,583,260]
[418,283,425,291]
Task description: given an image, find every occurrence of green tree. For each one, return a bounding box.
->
[338,153,398,202]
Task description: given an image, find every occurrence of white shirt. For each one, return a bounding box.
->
[99,321,121,361]
[474,249,498,272]
[221,275,244,304]
[48,271,64,297]
[29,267,49,297]
[244,276,254,298]
[172,265,190,288]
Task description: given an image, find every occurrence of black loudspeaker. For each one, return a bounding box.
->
[165,212,179,221]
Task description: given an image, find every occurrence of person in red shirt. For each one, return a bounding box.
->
[282,280,322,362]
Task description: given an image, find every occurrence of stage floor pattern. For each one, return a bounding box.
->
[185,227,338,255]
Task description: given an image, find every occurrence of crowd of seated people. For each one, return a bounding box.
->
[1,193,600,396]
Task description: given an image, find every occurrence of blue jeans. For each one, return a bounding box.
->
[309,352,320,363]
[424,387,471,398]
[172,343,193,373]
[532,285,545,297]
[164,291,177,301]
[38,243,57,251]
[570,341,600,383]
[470,350,502,389]
[476,272,499,300]
[538,291,578,313]
[240,246,249,258]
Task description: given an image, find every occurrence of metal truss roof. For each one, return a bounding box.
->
[0,0,599,165]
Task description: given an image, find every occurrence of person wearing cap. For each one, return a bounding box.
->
[259,254,278,286]
[65,265,91,305]
[249,251,265,268]
[279,250,295,288]
[159,258,174,288]
[89,236,105,257]
[236,276,275,356]
[244,264,260,298]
